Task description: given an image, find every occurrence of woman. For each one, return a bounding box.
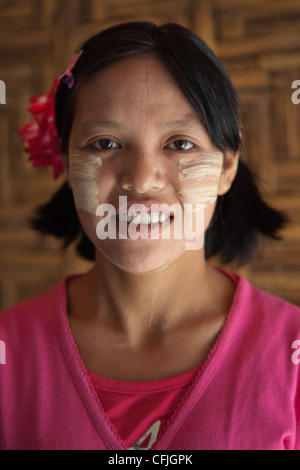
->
[1,21,300,450]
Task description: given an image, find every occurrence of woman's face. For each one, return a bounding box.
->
[67,56,235,273]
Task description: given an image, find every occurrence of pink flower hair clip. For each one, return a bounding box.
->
[58,50,83,89]
[19,50,83,179]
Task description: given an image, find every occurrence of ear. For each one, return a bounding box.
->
[218,150,239,196]
[61,152,72,189]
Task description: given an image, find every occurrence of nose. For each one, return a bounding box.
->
[120,150,166,194]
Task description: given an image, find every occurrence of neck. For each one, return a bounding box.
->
[76,250,224,346]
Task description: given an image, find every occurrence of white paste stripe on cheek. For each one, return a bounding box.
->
[68,149,103,212]
[178,153,223,207]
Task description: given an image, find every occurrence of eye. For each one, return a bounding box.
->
[167,139,196,151]
[91,139,120,150]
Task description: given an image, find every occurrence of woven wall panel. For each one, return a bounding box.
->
[0,0,299,309]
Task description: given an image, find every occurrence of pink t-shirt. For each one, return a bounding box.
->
[87,366,200,449]
[1,270,300,450]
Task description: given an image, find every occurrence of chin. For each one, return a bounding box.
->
[95,238,187,275]
[111,259,171,275]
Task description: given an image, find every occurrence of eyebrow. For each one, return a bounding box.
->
[78,115,205,136]
[161,117,204,130]
[78,120,122,135]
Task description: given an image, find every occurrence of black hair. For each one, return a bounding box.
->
[30,21,287,265]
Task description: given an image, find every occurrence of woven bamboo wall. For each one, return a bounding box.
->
[0,0,299,309]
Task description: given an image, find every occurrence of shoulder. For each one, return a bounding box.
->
[238,275,300,315]
[219,270,300,383]
[219,267,300,338]
[0,277,70,340]
[230,271,300,340]
[219,265,300,314]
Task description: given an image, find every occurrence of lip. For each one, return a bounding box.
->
[115,199,179,217]
[117,212,171,223]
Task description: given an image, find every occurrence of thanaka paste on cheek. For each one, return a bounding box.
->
[177,153,223,208]
[68,149,103,213]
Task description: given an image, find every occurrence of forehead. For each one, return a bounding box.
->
[70,55,214,150]
[73,56,199,122]
[78,55,180,95]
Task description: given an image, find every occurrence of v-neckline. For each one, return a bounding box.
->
[57,270,246,450]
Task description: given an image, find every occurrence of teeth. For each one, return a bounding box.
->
[159,214,168,223]
[151,213,159,224]
[131,214,142,225]
[118,213,170,225]
[141,213,151,224]
[118,213,129,223]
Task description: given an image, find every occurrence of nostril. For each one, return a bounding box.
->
[120,172,165,194]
